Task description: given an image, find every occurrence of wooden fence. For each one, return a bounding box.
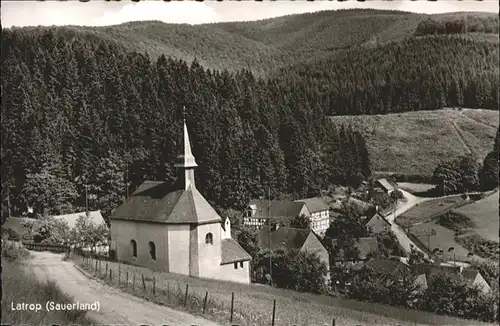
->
[74,253,409,326]
[22,242,69,253]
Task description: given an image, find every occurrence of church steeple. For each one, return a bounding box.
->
[174,107,198,190]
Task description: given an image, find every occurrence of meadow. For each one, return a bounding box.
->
[395,195,467,227]
[74,254,494,326]
[396,183,436,194]
[408,220,486,262]
[1,241,95,326]
[453,191,499,243]
[331,108,499,176]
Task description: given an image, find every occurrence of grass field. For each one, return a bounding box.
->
[397,183,436,193]
[1,242,94,326]
[75,256,495,326]
[395,196,467,227]
[408,222,486,263]
[330,108,499,175]
[453,191,499,243]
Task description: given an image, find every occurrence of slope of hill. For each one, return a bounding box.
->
[454,191,499,243]
[11,9,497,75]
[330,108,499,176]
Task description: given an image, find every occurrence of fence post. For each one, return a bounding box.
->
[167,281,170,300]
[184,284,189,307]
[332,317,335,326]
[110,269,112,282]
[230,292,235,323]
[118,266,121,286]
[106,262,108,276]
[133,273,136,290]
[271,299,276,326]
[126,271,129,287]
[95,259,98,274]
[142,274,146,291]
[153,276,156,295]
[202,291,208,313]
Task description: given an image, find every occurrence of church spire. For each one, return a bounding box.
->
[174,107,198,190]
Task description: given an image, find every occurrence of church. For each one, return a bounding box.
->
[109,118,252,284]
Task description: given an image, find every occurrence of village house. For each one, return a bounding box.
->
[351,258,427,292]
[109,119,252,284]
[372,178,398,195]
[331,237,379,267]
[412,263,491,294]
[256,225,330,281]
[365,212,391,234]
[52,210,106,230]
[294,198,330,235]
[243,199,308,229]
[53,210,108,253]
[244,197,330,235]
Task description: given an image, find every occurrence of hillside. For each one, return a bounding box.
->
[11,9,497,76]
[330,108,499,176]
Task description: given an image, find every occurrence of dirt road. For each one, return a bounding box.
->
[27,251,221,326]
[383,189,430,258]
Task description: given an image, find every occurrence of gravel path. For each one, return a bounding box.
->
[27,251,221,326]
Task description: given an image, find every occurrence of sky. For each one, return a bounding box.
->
[2,1,498,28]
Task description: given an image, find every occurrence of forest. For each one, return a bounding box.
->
[1,29,370,219]
[1,9,498,220]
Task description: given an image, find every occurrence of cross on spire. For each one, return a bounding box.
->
[182,106,186,122]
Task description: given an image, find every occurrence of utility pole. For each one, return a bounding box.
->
[7,187,11,218]
[412,228,436,252]
[268,187,272,286]
[85,184,89,217]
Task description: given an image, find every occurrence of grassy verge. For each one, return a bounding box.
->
[73,254,493,326]
[1,241,95,326]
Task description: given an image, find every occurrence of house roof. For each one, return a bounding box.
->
[332,237,379,260]
[294,197,329,213]
[221,238,252,264]
[461,268,480,281]
[248,199,305,218]
[52,211,106,229]
[364,258,409,277]
[376,179,396,192]
[258,226,312,250]
[1,217,37,234]
[110,181,221,225]
[366,213,391,226]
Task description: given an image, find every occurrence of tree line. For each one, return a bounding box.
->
[274,35,499,115]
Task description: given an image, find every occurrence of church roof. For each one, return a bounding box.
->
[174,120,198,168]
[221,238,252,264]
[110,181,221,225]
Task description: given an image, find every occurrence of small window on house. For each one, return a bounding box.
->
[240,261,244,268]
[148,241,156,260]
[205,233,213,245]
[234,262,238,269]
[131,240,137,258]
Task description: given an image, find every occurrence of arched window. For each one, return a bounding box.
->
[205,233,213,245]
[131,240,137,258]
[149,241,156,260]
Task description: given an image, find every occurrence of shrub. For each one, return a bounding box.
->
[2,227,21,241]
[1,240,30,261]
